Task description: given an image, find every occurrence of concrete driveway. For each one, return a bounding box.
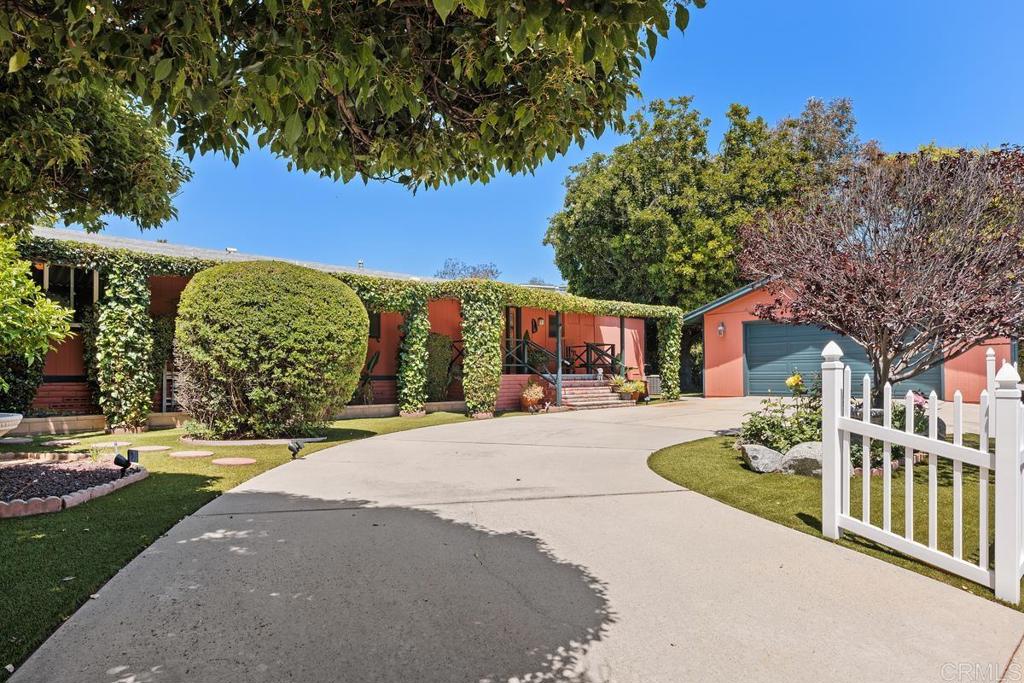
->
[14,398,1024,683]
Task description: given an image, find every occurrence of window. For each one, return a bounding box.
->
[368,311,381,340]
[548,315,558,339]
[34,264,100,326]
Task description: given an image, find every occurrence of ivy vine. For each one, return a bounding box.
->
[95,260,154,431]
[21,235,686,417]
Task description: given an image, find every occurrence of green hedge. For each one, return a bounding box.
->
[20,236,685,416]
[0,354,44,413]
[174,261,368,438]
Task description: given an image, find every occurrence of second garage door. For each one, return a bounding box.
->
[743,322,942,397]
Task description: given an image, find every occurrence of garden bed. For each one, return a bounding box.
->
[0,459,146,518]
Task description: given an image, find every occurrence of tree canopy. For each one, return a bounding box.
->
[739,148,1024,396]
[544,97,858,313]
[3,0,702,196]
[435,257,500,280]
[0,79,192,235]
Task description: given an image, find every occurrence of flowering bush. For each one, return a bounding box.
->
[521,380,546,402]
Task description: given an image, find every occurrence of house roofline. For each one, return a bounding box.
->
[682,278,772,325]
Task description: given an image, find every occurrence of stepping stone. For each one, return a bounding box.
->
[92,441,132,449]
[131,445,170,452]
[211,457,256,467]
[0,437,32,444]
[43,439,80,447]
[169,450,214,459]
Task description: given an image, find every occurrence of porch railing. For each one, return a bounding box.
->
[503,338,570,377]
[565,342,619,375]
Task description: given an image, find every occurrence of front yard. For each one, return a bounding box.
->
[648,436,1020,609]
[0,412,469,677]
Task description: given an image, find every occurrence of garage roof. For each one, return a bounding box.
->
[682,278,771,325]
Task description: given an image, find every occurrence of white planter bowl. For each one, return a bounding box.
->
[0,413,24,437]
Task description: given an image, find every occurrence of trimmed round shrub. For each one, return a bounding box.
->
[175,261,368,438]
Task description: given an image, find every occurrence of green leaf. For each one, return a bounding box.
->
[8,50,28,73]
[284,112,302,145]
[694,0,707,8]
[154,58,173,81]
[302,0,313,9]
[674,4,690,31]
[432,0,457,22]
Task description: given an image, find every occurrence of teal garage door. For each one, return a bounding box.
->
[743,322,942,397]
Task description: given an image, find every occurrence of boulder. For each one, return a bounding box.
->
[741,443,786,473]
[781,441,823,476]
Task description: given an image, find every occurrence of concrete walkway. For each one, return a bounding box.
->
[14,398,1024,682]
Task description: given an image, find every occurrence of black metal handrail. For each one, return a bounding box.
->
[565,342,619,374]
[503,338,571,377]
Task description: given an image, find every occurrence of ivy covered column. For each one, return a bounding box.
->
[396,295,430,416]
[657,314,683,401]
[96,259,154,432]
[459,284,504,417]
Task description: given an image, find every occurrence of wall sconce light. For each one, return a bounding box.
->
[717,322,726,337]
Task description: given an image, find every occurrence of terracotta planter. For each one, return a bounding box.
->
[630,391,641,401]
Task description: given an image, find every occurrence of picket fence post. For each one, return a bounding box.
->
[987,348,997,433]
[821,341,844,540]
[994,362,1022,604]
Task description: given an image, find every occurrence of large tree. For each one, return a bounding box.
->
[739,148,1024,399]
[435,258,500,280]
[0,79,192,235]
[2,0,702,195]
[544,97,857,312]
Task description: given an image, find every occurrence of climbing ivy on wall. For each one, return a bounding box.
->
[396,296,430,415]
[95,260,154,431]
[148,314,176,395]
[21,236,686,418]
[657,315,683,400]
[458,283,505,416]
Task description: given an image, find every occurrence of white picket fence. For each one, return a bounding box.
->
[821,342,1024,603]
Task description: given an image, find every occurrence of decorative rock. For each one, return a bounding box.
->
[43,439,80,447]
[91,441,132,449]
[211,457,257,466]
[169,450,214,459]
[399,410,427,418]
[0,437,32,444]
[780,441,824,476]
[741,443,786,473]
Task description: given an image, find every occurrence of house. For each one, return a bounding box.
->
[18,227,678,427]
[685,280,1016,403]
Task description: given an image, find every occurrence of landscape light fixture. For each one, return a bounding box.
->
[717,322,726,337]
[288,440,305,460]
[113,453,131,478]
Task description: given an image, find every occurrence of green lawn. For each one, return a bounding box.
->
[647,436,1021,610]
[0,412,470,677]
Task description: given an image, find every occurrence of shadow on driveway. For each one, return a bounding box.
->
[14,491,615,683]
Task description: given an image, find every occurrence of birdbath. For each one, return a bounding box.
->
[0,413,24,438]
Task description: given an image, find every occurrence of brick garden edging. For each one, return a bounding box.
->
[0,468,148,519]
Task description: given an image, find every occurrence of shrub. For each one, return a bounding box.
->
[175,261,368,438]
[521,379,546,402]
[0,353,44,413]
[425,332,454,402]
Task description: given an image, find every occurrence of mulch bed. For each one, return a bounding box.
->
[0,459,141,502]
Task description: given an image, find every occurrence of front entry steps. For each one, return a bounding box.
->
[556,375,636,411]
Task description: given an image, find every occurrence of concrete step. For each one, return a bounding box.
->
[564,397,636,408]
[562,388,619,397]
[567,402,638,410]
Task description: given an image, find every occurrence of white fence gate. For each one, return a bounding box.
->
[820,342,1024,603]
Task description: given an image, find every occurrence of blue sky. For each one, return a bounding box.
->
[94,0,1024,284]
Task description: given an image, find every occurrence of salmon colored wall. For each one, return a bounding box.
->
[512,308,645,379]
[701,286,1013,403]
[42,334,86,377]
[367,311,404,375]
[943,339,1012,402]
[702,288,778,398]
[149,275,190,316]
[429,299,462,338]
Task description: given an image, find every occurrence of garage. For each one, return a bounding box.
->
[743,322,943,397]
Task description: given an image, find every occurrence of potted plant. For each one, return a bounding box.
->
[627,380,645,401]
[520,379,546,413]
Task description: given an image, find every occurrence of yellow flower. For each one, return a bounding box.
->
[785,373,803,390]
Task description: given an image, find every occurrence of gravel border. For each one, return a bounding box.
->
[0,468,148,519]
